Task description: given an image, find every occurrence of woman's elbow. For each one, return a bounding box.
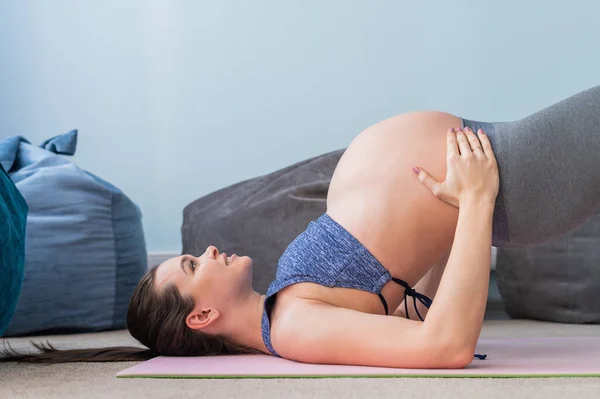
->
[444,348,475,369]
[421,328,475,368]
[426,339,476,369]
[438,342,476,369]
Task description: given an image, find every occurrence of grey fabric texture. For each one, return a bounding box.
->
[495,207,600,323]
[0,131,147,336]
[465,85,600,248]
[182,149,344,294]
[463,85,600,323]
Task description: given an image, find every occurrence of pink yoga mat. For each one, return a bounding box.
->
[117,337,600,378]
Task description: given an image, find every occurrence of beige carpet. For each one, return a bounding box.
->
[1,320,600,399]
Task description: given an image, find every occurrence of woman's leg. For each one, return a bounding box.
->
[462,85,600,247]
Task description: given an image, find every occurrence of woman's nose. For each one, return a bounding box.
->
[205,246,219,258]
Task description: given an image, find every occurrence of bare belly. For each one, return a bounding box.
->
[281,111,462,315]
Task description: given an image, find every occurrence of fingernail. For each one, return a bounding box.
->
[412,167,420,175]
[450,127,455,133]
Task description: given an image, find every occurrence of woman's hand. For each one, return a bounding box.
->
[413,127,499,208]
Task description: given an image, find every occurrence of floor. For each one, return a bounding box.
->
[1,319,600,399]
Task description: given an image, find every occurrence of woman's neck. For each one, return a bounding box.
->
[227,291,268,354]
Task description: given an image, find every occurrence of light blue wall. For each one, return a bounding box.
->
[1,1,599,252]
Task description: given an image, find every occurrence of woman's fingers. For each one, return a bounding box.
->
[464,127,485,158]
[414,125,498,209]
[446,128,459,158]
[477,129,496,162]
[414,166,442,195]
[455,128,472,156]
[413,166,458,208]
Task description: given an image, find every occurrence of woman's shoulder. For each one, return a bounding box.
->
[268,293,333,360]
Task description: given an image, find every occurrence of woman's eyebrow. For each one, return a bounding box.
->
[179,256,188,275]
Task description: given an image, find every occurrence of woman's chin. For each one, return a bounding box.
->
[237,255,253,268]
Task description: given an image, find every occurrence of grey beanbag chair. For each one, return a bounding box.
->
[0,131,147,336]
[182,149,344,294]
[495,208,600,323]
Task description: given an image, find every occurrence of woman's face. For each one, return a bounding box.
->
[154,246,254,309]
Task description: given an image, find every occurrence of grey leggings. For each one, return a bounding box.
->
[461,85,600,248]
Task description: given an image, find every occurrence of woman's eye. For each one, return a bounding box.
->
[189,259,198,271]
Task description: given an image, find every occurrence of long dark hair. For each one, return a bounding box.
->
[0,266,260,363]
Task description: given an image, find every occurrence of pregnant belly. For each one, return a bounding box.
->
[327,111,462,284]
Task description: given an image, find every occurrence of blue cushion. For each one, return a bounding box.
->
[0,131,147,336]
[0,162,28,336]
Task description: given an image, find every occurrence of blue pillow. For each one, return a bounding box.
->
[0,131,147,336]
[0,161,28,336]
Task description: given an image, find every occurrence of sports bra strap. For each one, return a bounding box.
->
[391,277,433,322]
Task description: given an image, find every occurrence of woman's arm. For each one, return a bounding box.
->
[273,299,471,369]
[392,252,449,319]
[413,127,499,354]
[420,201,493,354]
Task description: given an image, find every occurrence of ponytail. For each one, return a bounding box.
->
[0,340,156,363]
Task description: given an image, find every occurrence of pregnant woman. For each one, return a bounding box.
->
[3,86,599,368]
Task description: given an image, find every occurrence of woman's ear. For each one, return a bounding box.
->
[186,308,220,331]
